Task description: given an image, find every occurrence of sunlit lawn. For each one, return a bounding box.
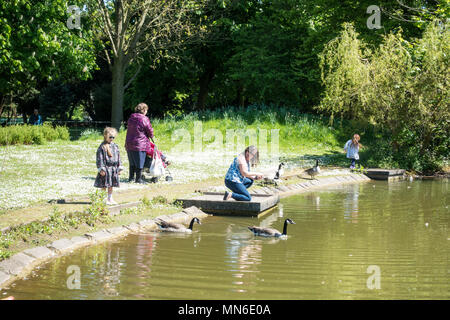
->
[0,110,348,210]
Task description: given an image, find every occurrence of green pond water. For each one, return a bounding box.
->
[1,180,449,300]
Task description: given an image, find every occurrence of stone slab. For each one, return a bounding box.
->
[365,169,405,180]
[124,223,141,232]
[137,219,157,228]
[177,194,279,216]
[84,230,114,242]
[70,236,92,246]
[182,206,207,217]
[0,270,10,285]
[261,187,273,194]
[23,246,55,260]
[106,226,129,236]
[0,253,35,275]
[47,238,75,252]
[269,187,280,193]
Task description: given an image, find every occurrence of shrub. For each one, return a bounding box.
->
[318,22,449,173]
[0,124,70,146]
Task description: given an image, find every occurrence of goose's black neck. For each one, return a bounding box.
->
[282,220,288,235]
[188,218,196,230]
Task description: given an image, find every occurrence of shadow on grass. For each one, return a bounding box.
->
[47,199,91,205]
[281,149,374,169]
[281,151,348,167]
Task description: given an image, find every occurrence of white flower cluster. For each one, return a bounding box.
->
[0,142,341,210]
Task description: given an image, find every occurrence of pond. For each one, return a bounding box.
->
[1,180,448,300]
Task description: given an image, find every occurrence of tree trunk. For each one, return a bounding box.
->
[0,94,4,119]
[111,59,126,130]
[196,67,215,110]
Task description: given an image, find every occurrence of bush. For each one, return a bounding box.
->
[318,22,449,173]
[0,124,70,146]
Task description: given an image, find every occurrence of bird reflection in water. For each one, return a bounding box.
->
[225,211,283,294]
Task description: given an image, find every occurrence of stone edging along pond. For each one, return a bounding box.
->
[0,172,371,291]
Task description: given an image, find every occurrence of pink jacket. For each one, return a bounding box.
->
[125,113,154,151]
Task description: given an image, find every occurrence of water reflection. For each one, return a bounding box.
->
[224,210,285,294]
[305,193,321,210]
[1,180,449,300]
[343,184,359,224]
[98,247,121,297]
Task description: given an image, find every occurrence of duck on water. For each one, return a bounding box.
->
[248,218,296,238]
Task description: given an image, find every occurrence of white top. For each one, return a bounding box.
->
[344,140,359,160]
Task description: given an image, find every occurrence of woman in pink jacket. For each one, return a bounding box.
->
[125,103,155,183]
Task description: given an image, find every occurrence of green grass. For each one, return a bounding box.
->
[0,123,70,146]
[0,191,181,261]
[0,105,397,211]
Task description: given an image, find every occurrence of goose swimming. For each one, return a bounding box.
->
[155,217,201,233]
[248,218,296,238]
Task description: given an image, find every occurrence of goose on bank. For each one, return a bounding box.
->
[305,160,320,180]
[274,162,285,180]
[155,217,201,233]
[248,218,296,238]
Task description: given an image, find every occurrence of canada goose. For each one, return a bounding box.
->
[274,162,285,179]
[248,218,296,238]
[155,217,201,233]
[305,159,320,180]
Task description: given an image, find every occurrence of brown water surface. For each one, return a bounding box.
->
[1,180,448,299]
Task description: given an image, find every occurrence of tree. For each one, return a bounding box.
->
[93,0,202,129]
[0,0,97,118]
[318,21,449,172]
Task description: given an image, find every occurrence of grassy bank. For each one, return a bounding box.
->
[0,106,350,211]
[2,105,445,211]
[0,124,70,146]
[0,191,182,261]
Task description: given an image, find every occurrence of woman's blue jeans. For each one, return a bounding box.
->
[225,178,254,201]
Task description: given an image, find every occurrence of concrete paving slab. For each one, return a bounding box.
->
[23,246,55,260]
[178,194,279,216]
[137,219,156,228]
[0,270,10,286]
[84,230,114,242]
[70,236,92,246]
[124,223,141,232]
[182,206,207,217]
[106,227,129,236]
[0,253,35,275]
[47,238,75,252]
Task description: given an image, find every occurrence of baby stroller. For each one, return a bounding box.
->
[143,141,173,182]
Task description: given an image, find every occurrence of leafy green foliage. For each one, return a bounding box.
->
[0,0,97,96]
[318,21,449,173]
[0,123,70,145]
